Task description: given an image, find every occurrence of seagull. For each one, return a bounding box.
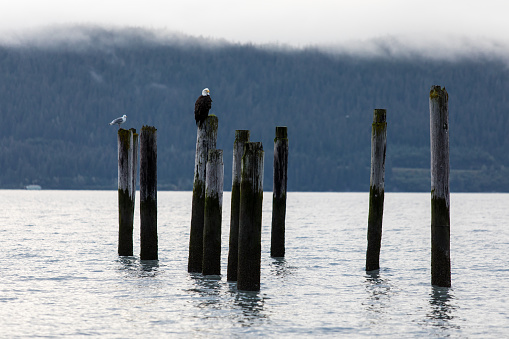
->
[109,115,127,129]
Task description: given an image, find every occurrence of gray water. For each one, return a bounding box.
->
[1,190,508,338]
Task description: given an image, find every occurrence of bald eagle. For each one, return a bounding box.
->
[194,88,212,126]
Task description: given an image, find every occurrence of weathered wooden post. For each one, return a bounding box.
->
[271,126,289,258]
[365,109,387,271]
[131,128,139,194]
[188,115,219,272]
[237,142,264,291]
[140,126,158,260]
[202,149,224,275]
[118,128,134,256]
[130,129,138,222]
[429,85,451,287]
[227,130,250,281]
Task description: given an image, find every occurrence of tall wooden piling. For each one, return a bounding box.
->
[140,126,158,261]
[202,149,224,275]
[131,129,139,194]
[227,130,250,281]
[429,86,451,287]
[237,142,264,291]
[130,129,138,228]
[118,128,134,256]
[271,126,289,258]
[365,109,387,271]
[189,115,219,272]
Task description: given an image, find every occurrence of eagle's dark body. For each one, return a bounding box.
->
[194,94,212,126]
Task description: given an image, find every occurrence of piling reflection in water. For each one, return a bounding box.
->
[117,256,136,275]
[363,270,393,324]
[189,273,223,309]
[117,257,160,278]
[187,273,269,327]
[426,286,459,330]
[234,290,267,327]
[139,260,160,277]
[269,257,295,279]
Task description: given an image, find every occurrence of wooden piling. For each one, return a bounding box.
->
[271,126,289,258]
[131,128,139,195]
[227,130,250,281]
[429,85,451,287]
[140,126,158,261]
[188,115,219,272]
[118,128,134,256]
[202,149,224,276]
[237,142,264,291]
[130,129,138,225]
[365,109,387,271]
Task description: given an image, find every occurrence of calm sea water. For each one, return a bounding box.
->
[1,190,508,338]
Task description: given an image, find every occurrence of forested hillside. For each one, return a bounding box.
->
[1,28,509,192]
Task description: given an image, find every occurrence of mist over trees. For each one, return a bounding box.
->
[1,27,509,192]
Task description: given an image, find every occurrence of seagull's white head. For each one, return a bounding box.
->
[123,115,127,119]
[202,88,210,96]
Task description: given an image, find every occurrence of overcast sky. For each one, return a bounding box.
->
[1,0,508,53]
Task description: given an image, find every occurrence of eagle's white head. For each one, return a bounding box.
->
[202,88,210,96]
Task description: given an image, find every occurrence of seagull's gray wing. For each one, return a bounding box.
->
[110,117,124,125]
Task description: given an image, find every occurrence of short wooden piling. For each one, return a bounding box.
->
[227,130,250,281]
[202,149,224,275]
[140,126,158,261]
[189,115,219,272]
[271,126,289,258]
[365,109,387,271]
[118,128,134,256]
[429,86,451,287]
[237,142,264,291]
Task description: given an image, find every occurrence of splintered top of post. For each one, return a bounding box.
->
[208,149,223,163]
[141,125,157,133]
[430,85,448,101]
[118,128,132,147]
[241,142,264,191]
[206,115,219,129]
[235,130,250,143]
[373,109,386,124]
[244,141,263,153]
[275,126,288,139]
[243,142,264,166]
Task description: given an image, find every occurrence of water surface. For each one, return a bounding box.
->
[1,191,508,337]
